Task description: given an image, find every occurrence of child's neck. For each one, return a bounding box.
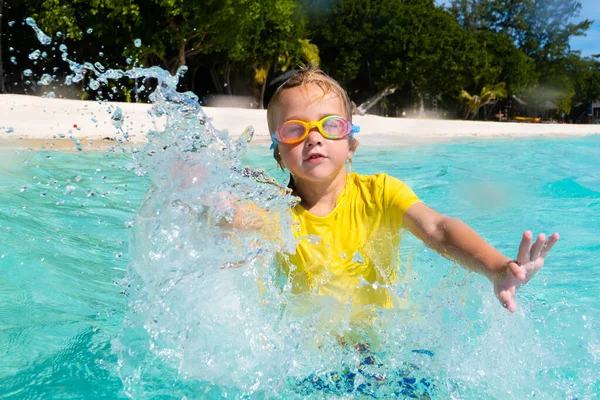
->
[294,170,349,217]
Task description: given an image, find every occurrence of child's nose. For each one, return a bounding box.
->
[305,126,322,145]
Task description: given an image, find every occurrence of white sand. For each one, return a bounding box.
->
[1,94,598,149]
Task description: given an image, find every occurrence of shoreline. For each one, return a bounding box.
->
[1,94,599,151]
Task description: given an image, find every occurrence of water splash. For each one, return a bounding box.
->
[25,17,52,45]
[17,17,598,399]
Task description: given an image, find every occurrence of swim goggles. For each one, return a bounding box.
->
[270,115,360,149]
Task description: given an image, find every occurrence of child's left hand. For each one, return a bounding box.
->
[494,231,560,312]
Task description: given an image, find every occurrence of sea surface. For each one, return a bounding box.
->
[0,135,599,398]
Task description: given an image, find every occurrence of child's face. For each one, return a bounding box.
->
[274,84,354,184]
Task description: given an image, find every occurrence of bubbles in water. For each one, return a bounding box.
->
[10,56,17,65]
[133,38,142,48]
[125,57,132,65]
[9,47,14,52]
[8,21,15,27]
[25,17,52,45]
[23,69,33,77]
[59,44,68,53]
[28,49,41,60]
[86,28,93,34]
[56,31,62,37]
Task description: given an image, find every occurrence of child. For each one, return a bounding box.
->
[266,68,559,322]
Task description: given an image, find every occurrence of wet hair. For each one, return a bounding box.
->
[266,69,358,170]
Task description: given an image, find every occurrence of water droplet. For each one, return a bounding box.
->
[59,44,68,53]
[176,65,188,77]
[41,51,47,58]
[10,56,17,65]
[94,62,105,72]
[25,17,52,45]
[111,107,123,129]
[3,127,14,133]
[38,74,53,85]
[88,79,100,90]
[134,38,142,48]
[352,251,365,264]
[56,31,62,37]
[20,186,27,192]
[86,28,93,34]
[74,175,82,182]
[8,21,16,27]
[126,57,132,65]
[64,75,73,85]
[98,52,104,57]
[45,92,56,99]
[9,47,14,52]
[28,49,41,60]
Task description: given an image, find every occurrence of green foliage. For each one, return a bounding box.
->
[0,0,596,118]
[34,0,140,41]
[304,0,491,111]
[573,57,600,106]
[459,82,507,119]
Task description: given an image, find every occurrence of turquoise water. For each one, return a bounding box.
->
[1,136,599,398]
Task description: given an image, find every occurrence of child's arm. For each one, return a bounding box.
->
[402,203,559,312]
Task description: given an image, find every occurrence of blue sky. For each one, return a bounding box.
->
[436,0,599,57]
[570,0,600,56]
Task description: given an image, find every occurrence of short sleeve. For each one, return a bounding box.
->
[382,174,420,229]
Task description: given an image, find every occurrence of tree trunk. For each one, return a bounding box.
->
[224,61,232,96]
[355,87,397,115]
[178,40,186,73]
[209,64,223,95]
[0,0,6,93]
[259,70,268,109]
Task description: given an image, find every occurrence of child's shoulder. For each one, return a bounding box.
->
[351,172,407,188]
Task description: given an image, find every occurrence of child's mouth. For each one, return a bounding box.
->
[306,154,326,162]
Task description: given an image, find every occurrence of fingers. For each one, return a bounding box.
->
[497,289,516,313]
[540,232,560,259]
[516,230,532,265]
[507,260,526,281]
[529,233,546,261]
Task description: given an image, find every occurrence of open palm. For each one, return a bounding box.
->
[494,231,560,312]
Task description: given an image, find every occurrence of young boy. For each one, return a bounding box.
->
[266,68,559,320]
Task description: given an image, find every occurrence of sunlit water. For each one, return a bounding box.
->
[1,136,599,398]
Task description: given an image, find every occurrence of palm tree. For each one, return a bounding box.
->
[459,82,507,120]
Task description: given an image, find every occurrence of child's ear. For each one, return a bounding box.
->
[348,138,359,157]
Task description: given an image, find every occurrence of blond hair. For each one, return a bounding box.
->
[266,69,358,169]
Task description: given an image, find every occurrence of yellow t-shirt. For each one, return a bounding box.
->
[277,172,420,310]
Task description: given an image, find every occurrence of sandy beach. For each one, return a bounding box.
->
[1,94,599,150]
